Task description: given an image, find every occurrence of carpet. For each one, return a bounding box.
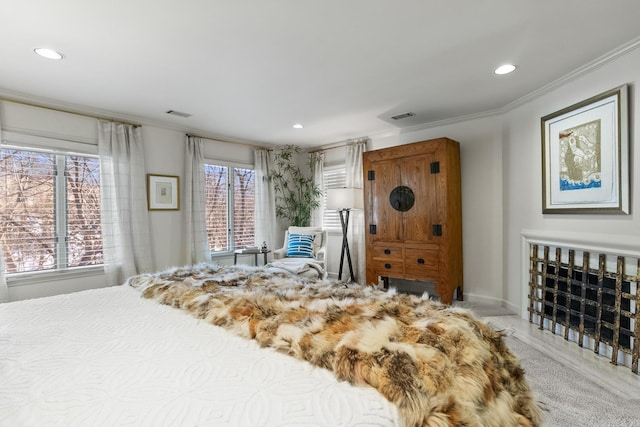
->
[504,335,640,427]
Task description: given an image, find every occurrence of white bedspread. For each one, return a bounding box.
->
[0,286,398,427]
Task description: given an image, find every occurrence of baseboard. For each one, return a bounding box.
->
[502,299,520,315]
[462,292,515,311]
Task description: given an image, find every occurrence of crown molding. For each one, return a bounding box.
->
[502,35,640,112]
[326,35,640,147]
[3,35,640,152]
[0,89,266,149]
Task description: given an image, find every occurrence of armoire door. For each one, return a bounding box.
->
[401,153,437,245]
[369,158,402,244]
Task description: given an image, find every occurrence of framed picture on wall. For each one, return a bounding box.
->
[147,174,180,210]
[541,84,629,214]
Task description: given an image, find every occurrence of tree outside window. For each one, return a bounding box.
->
[204,163,255,253]
[0,147,102,274]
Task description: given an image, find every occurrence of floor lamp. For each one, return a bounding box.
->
[326,188,363,282]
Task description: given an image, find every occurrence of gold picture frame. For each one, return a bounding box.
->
[541,85,629,214]
[147,174,180,210]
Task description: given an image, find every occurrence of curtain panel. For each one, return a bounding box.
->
[183,136,210,264]
[98,120,154,286]
[254,149,277,253]
[0,123,7,302]
[0,251,6,303]
[346,140,367,284]
[310,151,325,228]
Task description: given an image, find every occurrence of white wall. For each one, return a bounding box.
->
[142,126,185,270]
[501,48,640,313]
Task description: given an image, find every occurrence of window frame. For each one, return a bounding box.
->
[1,132,104,285]
[203,158,256,258]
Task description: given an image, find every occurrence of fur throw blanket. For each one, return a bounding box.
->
[268,259,327,279]
[128,264,542,427]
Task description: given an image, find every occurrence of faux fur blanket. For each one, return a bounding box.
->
[268,259,327,279]
[128,264,542,427]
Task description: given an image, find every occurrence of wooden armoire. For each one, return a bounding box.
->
[363,137,463,304]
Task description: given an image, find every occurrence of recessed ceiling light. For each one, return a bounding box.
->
[494,64,516,75]
[292,123,304,129]
[34,48,64,60]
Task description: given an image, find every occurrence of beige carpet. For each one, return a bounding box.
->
[505,335,640,426]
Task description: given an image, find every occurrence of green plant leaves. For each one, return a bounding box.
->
[269,145,322,227]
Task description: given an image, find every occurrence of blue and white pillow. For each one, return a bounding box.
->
[286,233,315,258]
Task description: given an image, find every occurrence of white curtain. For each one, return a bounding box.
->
[183,136,210,264]
[0,252,6,303]
[310,151,325,228]
[346,140,367,284]
[254,149,277,253]
[0,123,8,302]
[98,120,154,286]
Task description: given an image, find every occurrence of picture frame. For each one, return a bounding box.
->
[541,84,629,214]
[147,174,180,210]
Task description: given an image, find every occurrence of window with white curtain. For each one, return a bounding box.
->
[204,161,255,253]
[0,145,102,274]
[322,164,346,229]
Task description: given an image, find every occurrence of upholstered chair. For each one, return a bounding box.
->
[273,226,327,268]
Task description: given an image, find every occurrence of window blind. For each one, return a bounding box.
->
[322,166,346,229]
[233,167,255,248]
[65,155,103,267]
[204,164,229,252]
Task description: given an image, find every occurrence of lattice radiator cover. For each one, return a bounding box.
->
[528,243,639,374]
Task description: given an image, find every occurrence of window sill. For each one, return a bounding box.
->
[7,266,105,287]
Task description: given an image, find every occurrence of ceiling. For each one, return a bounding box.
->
[1,0,640,148]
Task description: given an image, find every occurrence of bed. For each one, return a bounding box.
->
[1,263,542,427]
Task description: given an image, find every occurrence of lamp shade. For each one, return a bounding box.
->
[326,187,364,210]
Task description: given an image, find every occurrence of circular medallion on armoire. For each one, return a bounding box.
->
[389,186,415,212]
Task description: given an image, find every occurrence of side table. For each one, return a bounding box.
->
[233,249,270,266]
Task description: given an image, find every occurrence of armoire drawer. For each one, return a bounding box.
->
[373,260,403,278]
[404,248,439,279]
[371,244,403,259]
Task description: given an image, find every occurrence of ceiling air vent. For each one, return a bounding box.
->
[166,110,192,118]
[390,112,415,121]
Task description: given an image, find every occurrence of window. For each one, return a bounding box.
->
[0,146,102,274]
[322,165,346,229]
[204,162,255,253]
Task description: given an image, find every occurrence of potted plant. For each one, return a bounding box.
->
[269,145,322,227]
